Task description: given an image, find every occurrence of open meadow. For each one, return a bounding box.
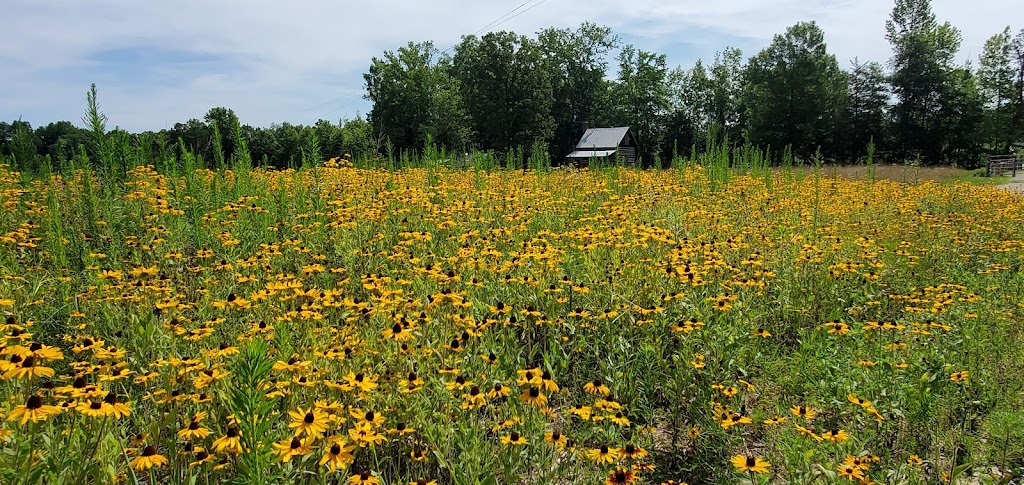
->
[1,160,1023,484]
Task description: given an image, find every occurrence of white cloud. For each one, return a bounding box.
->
[1,0,1019,131]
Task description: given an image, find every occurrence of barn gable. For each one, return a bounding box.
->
[566,126,638,165]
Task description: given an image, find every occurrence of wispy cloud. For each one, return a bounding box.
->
[1,0,1018,131]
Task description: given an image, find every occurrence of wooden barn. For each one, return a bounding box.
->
[565,126,639,166]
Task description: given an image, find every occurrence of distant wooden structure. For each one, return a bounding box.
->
[565,126,639,166]
[986,153,1023,177]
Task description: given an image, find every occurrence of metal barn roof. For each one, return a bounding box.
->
[566,149,618,158]
[575,127,630,150]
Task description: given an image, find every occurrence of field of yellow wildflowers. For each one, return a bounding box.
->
[1,159,1023,484]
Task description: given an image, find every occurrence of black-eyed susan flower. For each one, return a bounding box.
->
[288,406,329,436]
[487,382,510,399]
[212,427,243,455]
[609,412,631,426]
[520,387,548,407]
[584,379,610,396]
[178,419,210,440]
[606,467,638,484]
[584,445,620,464]
[836,463,865,480]
[188,450,215,468]
[544,431,567,449]
[77,400,116,418]
[461,386,487,409]
[387,422,415,436]
[6,395,61,424]
[821,429,849,443]
[410,449,428,462]
[568,404,592,420]
[823,321,850,335]
[320,438,356,472]
[790,405,816,419]
[730,454,770,473]
[500,431,527,445]
[102,392,131,419]
[131,445,169,471]
[273,435,315,462]
[348,472,381,484]
[619,444,647,459]
[348,422,387,447]
[795,425,824,442]
[3,355,55,380]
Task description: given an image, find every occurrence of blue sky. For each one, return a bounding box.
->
[2,0,1020,132]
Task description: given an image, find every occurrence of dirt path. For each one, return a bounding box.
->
[998,173,1024,194]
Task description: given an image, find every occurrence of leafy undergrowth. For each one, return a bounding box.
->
[0,161,1022,484]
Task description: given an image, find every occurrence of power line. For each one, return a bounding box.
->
[440,0,545,54]
[489,0,548,33]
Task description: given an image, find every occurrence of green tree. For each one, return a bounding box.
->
[885,0,965,163]
[426,57,471,152]
[670,48,746,152]
[609,44,670,163]
[708,48,746,143]
[842,59,890,160]
[538,22,618,158]
[936,66,985,165]
[664,66,701,160]
[365,42,468,153]
[340,116,377,160]
[743,21,847,160]
[9,121,38,170]
[1011,28,1024,149]
[314,119,344,159]
[453,32,554,157]
[167,118,212,165]
[35,121,90,164]
[204,107,240,162]
[978,28,1016,151]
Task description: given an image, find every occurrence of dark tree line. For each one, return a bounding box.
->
[3,0,1024,171]
[365,0,1024,166]
[0,107,379,173]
